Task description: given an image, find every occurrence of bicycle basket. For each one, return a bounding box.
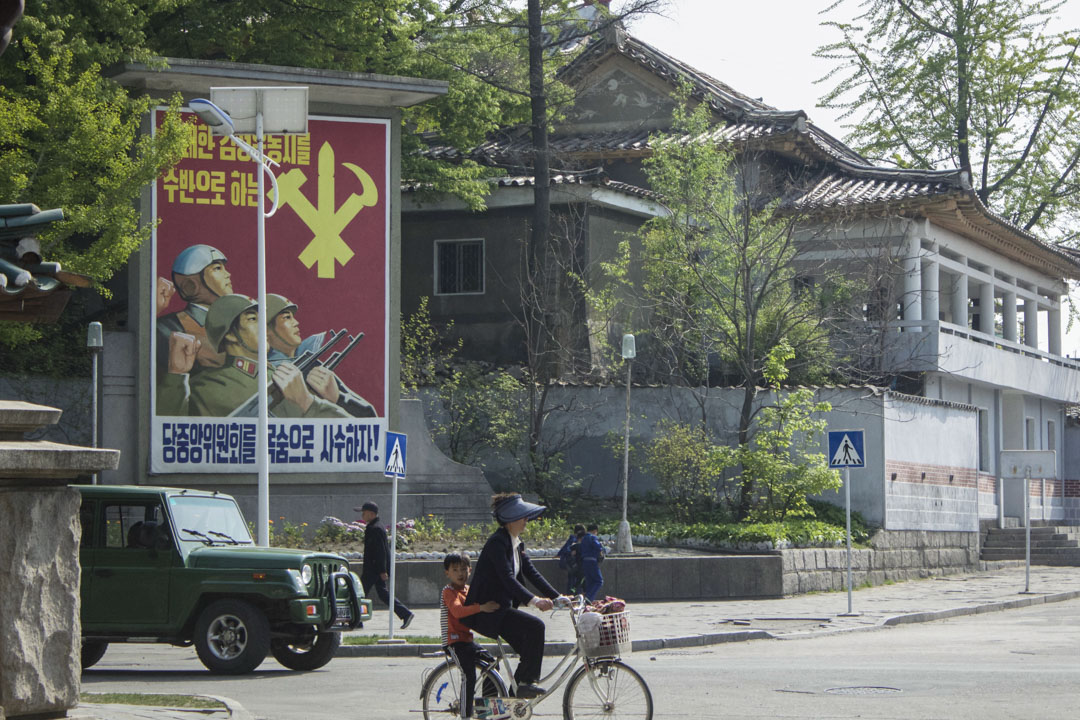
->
[578,610,631,658]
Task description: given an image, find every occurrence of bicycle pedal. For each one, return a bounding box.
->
[473,697,531,720]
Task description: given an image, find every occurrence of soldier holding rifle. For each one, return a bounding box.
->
[157,294,350,418]
[264,294,376,418]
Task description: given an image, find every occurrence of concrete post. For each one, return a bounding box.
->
[1048,306,1062,355]
[921,260,939,325]
[1023,297,1039,349]
[0,401,118,719]
[951,272,968,329]
[978,281,996,335]
[1003,291,1018,342]
[902,225,922,328]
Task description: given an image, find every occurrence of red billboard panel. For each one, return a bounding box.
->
[150,111,389,473]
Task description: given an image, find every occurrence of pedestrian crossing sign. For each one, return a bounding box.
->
[384,432,407,479]
[828,430,865,468]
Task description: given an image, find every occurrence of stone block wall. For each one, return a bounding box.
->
[780,530,981,595]
[359,555,785,607]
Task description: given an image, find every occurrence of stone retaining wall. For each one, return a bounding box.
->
[356,530,982,606]
[780,530,981,595]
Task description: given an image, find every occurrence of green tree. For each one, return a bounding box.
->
[600,91,834,518]
[736,341,841,523]
[816,0,1080,238]
[0,3,189,350]
[643,419,731,522]
[144,1,512,209]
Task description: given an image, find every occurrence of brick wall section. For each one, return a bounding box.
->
[977,474,997,493]
[1066,479,1080,497]
[779,530,981,595]
[886,460,977,488]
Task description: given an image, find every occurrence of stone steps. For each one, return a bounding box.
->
[980,526,1080,566]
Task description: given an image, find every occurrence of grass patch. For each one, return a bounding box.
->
[344,634,442,645]
[80,693,224,709]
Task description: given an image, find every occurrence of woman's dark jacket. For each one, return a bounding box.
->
[465,526,559,611]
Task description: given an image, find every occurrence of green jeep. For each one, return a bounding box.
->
[77,485,371,674]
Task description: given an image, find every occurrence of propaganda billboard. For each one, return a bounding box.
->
[150,110,389,473]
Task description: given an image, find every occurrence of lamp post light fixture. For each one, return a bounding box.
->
[87,321,103,485]
[189,88,308,548]
[616,333,635,554]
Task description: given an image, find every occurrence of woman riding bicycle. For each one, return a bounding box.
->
[462,493,566,699]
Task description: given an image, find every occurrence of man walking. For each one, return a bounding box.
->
[357,501,414,629]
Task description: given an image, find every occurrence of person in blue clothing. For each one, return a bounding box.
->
[579,523,606,601]
[556,524,586,594]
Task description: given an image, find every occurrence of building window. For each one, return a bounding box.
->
[1025,417,1036,449]
[435,239,484,295]
[1047,420,1056,451]
[978,409,990,471]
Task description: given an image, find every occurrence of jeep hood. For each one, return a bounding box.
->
[187,546,349,569]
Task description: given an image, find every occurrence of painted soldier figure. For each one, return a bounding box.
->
[157,294,350,418]
[265,293,377,417]
[155,244,233,376]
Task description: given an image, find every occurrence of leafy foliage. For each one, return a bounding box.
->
[735,341,841,522]
[597,89,835,519]
[0,2,189,349]
[817,0,1080,238]
[643,420,731,523]
[628,518,860,548]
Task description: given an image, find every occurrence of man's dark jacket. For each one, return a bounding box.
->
[361,517,390,581]
[465,527,558,615]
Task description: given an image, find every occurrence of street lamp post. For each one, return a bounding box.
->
[616,333,635,554]
[190,88,308,547]
[87,321,102,484]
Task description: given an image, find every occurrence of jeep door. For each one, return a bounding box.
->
[82,501,176,629]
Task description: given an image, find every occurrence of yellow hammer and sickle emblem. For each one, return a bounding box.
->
[276,141,379,279]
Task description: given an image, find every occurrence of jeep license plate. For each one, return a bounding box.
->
[334,605,351,621]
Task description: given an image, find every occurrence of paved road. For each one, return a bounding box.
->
[81,598,1080,719]
[76,565,1080,719]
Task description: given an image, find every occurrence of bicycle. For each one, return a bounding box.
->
[419,595,653,719]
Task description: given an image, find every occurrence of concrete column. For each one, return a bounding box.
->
[1048,306,1062,355]
[902,225,922,327]
[1023,297,1039,348]
[978,281,996,335]
[1002,290,1018,342]
[951,272,969,329]
[0,402,119,719]
[921,260,939,325]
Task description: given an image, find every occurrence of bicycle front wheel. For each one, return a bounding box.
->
[562,659,653,720]
[421,660,508,719]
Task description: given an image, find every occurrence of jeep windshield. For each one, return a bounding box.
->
[168,495,254,546]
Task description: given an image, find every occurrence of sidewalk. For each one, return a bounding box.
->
[341,564,1080,655]
[70,565,1080,719]
[72,694,253,720]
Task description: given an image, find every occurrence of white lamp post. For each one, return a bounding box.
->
[616,333,635,554]
[87,321,102,484]
[190,88,308,548]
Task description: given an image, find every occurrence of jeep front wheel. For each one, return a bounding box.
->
[270,630,341,671]
[193,599,270,674]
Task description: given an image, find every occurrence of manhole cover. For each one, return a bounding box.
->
[825,686,902,696]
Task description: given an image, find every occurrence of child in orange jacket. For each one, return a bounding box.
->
[440,552,499,718]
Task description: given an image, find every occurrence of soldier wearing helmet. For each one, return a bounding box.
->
[157,294,349,419]
[265,293,377,418]
[155,244,234,377]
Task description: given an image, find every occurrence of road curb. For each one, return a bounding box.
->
[336,592,1080,658]
[201,695,255,720]
[881,589,1080,626]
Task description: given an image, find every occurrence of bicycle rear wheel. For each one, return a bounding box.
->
[562,659,653,720]
[421,660,508,719]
